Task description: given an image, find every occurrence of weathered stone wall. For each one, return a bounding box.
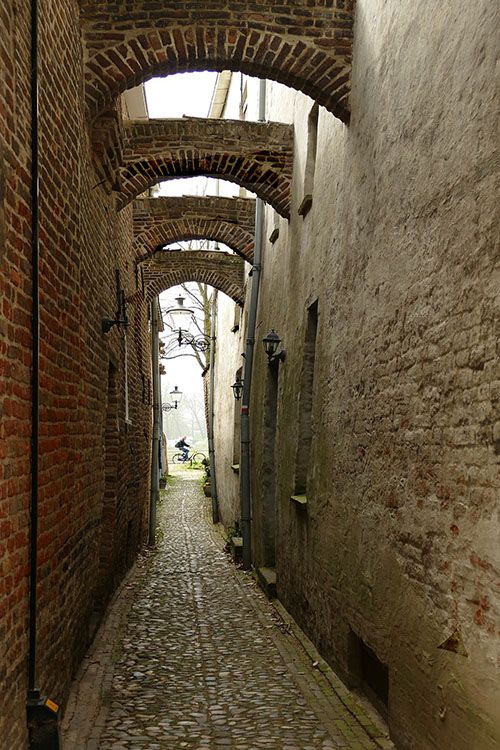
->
[240,2,499,749]
[213,292,246,530]
[0,2,152,746]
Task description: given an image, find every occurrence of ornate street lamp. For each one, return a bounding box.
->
[162,295,210,352]
[262,329,286,363]
[161,385,183,412]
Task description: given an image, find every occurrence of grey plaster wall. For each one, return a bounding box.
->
[215,2,499,748]
[213,291,245,531]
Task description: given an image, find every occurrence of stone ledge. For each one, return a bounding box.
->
[290,494,307,507]
[230,536,243,561]
[255,566,277,599]
[231,463,240,473]
[298,194,313,217]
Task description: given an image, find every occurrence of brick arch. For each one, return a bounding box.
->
[133,196,255,262]
[142,251,245,305]
[117,120,293,218]
[81,4,355,123]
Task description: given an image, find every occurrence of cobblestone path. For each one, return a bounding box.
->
[63,475,393,750]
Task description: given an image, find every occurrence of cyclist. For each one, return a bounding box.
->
[175,436,190,462]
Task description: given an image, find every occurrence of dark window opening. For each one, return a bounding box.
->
[298,103,319,217]
[349,630,389,720]
[232,366,243,465]
[294,300,319,495]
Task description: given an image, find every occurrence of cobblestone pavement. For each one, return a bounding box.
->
[62,474,393,750]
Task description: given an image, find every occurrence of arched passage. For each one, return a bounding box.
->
[80,2,354,122]
[142,251,245,305]
[116,120,293,217]
[133,196,255,262]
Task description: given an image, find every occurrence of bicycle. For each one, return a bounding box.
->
[171,450,207,467]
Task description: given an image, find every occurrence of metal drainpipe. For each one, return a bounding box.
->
[26,2,62,744]
[240,78,266,570]
[208,290,219,522]
[28,0,40,702]
[149,298,160,546]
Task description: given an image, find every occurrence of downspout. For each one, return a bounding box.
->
[27,1,62,743]
[28,0,40,702]
[240,78,266,570]
[149,298,160,545]
[208,290,219,522]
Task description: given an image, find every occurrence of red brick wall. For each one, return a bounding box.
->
[133,196,255,261]
[0,2,33,746]
[0,2,153,746]
[80,0,354,121]
[117,119,293,217]
[143,251,245,305]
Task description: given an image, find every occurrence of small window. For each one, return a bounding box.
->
[232,367,243,465]
[298,104,319,218]
[349,630,389,719]
[293,300,319,495]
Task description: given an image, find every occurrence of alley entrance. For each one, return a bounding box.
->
[62,473,392,750]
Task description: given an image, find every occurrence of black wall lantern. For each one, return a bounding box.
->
[262,329,286,364]
[231,375,244,400]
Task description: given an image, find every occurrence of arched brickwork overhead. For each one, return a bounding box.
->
[133,196,256,262]
[80,1,355,123]
[117,119,293,218]
[142,251,245,305]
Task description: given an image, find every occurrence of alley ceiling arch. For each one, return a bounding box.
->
[142,251,246,305]
[116,119,293,218]
[133,197,255,262]
[80,1,355,124]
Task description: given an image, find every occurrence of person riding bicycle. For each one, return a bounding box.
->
[175,436,190,462]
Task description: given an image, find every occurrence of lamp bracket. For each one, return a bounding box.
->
[267,349,286,364]
[101,317,129,334]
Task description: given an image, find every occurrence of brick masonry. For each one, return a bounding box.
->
[116,119,293,218]
[142,251,246,306]
[80,0,354,122]
[0,1,153,746]
[133,196,255,261]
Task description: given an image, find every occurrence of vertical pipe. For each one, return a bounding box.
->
[240,78,266,570]
[28,0,40,700]
[208,291,219,522]
[149,299,160,545]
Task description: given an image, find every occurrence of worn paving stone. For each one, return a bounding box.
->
[63,474,386,750]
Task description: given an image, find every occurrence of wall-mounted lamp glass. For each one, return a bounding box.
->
[231,375,244,400]
[262,329,286,364]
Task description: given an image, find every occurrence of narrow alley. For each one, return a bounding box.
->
[62,474,392,750]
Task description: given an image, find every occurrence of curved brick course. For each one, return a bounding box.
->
[133,196,255,261]
[117,119,293,217]
[80,1,354,122]
[141,250,245,305]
